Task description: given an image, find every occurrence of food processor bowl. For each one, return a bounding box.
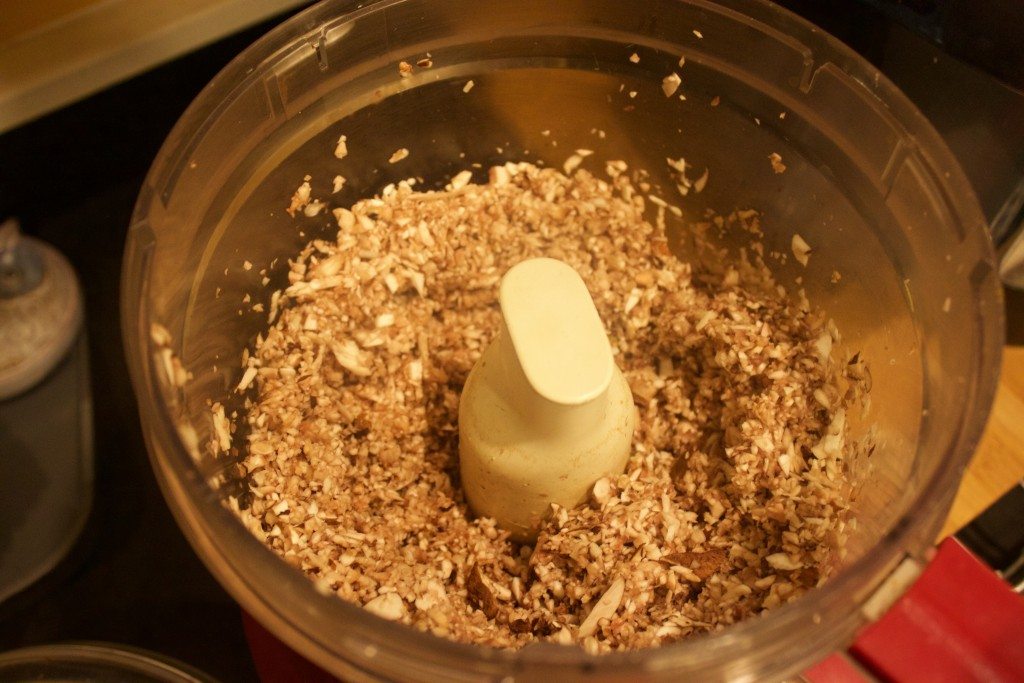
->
[122,0,1003,680]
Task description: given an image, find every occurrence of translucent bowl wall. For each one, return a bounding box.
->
[122,0,1003,679]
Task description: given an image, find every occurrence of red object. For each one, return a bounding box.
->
[849,538,1024,682]
[803,653,873,683]
[803,537,1024,683]
[242,611,338,682]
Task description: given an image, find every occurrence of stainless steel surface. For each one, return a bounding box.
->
[0,336,92,603]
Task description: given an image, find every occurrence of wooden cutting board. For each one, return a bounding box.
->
[941,345,1024,538]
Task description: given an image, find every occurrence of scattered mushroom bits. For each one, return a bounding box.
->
[792,233,813,266]
[693,168,709,193]
[662,73,682,97]
[562,149,593,175]
[286,177,312,217]
[226,160,868,653]
[303,200,326,217]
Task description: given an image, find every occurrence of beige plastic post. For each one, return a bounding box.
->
[459,258,635,541]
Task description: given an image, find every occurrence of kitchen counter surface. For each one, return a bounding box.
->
[944,345,1024,538]
[0,0,309,133]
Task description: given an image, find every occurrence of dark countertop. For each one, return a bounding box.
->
[0,3,1020,682]
[0,12,311,681]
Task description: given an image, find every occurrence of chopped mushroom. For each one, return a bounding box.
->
[662,72,682,97]
[578,578,625,638]
[286,178,312,217]
[230,161,864,652]
[693,168,709,193]
[791,233,812,267]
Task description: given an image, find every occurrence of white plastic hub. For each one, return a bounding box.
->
[459,258,635,541]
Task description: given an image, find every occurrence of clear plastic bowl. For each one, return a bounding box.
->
[122,0,1004,680]
[0,643,216,682]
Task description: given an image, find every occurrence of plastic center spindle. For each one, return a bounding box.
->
[458,257,636,542]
